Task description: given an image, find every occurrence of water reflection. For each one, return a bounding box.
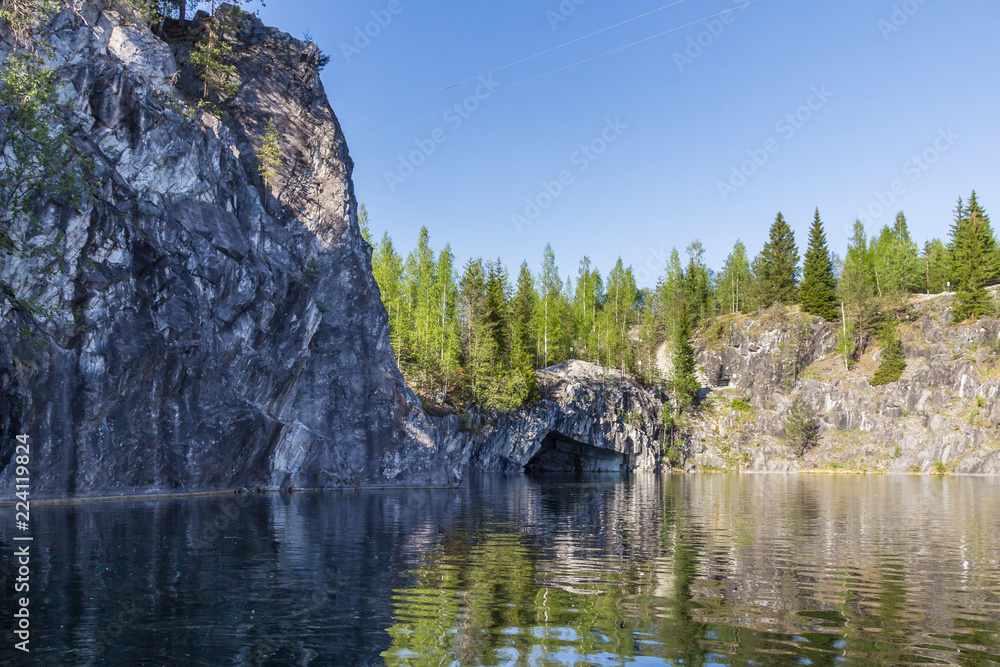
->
[383,474,1000,666]
[0,475,997,665]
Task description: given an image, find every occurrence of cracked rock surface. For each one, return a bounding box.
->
[0,3,451,498]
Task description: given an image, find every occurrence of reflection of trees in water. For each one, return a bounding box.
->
[384,475,1000,665]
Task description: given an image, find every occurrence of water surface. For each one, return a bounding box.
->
[2,474,998,665]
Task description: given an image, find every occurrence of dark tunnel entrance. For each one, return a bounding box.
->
[523,431,627,473]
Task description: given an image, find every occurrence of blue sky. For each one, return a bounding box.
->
[256,0,999,286]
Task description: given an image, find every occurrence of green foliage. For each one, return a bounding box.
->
[0,0,59,46]
[871,212,922,302]
[752,212,799,308]
[931,460,948,475]
[891,444,902,459]
[255,117,281,189]
[190,8,241,106]
[670,303,701,410]
[728,398,752,413]
[799,208,839,321]
[716,240,752,315]
[922,238,950,294]
[1,49,90,311]
[949,192,999,321]
[870,319,906,385]
[784,395,819,458]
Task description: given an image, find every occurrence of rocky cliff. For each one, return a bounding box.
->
[434,360,666,473]
[686,293,1000,474]
[437,293,1000,477]
[0,2,452,498]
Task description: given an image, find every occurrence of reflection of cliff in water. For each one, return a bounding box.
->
[6,476,999,665]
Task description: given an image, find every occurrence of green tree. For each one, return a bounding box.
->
[715,240,752,315]
[798,208,838,321]
[603,258,638,376]
[536,243,563,373]
[256,117,281,189]
[949,192,999,320]
[670,303,700,409]
[1,50,88,312]
[190,6,240,108]
[682,241,712,321]
[752,212,799,308]
[837,220,876,359]
[371,231,404,345]
[922,239,950,294]
[870,319,906,385]
[657,248,685,343]
[784,396,819,458]
[871,212,921,301]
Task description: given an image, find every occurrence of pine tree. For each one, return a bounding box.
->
[949,192,999,320]
[190,10,239,108]
[798,208,838,321]
[683,241,712,321]
[752,212,799,308]
[256,118,281,190]
[671,303,700,409]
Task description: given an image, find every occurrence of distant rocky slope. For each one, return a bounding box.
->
[439,292,1000,476]
[687,291,1000,474]
[0,2,451,498]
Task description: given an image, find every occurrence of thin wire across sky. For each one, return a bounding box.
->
[349,0,764,142]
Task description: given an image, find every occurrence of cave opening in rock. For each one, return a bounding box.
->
[523,431,627,473]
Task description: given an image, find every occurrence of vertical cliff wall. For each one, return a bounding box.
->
[0,3,453,498]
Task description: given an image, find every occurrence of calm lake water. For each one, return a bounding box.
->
[2,474,999,665]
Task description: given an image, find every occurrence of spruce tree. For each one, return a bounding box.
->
[671,303,700,409]
[752,212,800,308]
[949,192,999,320]
[798,208,838,321]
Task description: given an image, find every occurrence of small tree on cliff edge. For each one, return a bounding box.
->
[671,303,700,410]
[799,208,839,321]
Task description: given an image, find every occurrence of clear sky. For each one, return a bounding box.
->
[256,0,999,287]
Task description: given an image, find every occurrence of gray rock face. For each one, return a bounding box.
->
[687,298,1000,474]
[0,3,451,498]
[434,361,665,473]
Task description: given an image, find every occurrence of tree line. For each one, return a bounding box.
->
[364,192,999,412]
